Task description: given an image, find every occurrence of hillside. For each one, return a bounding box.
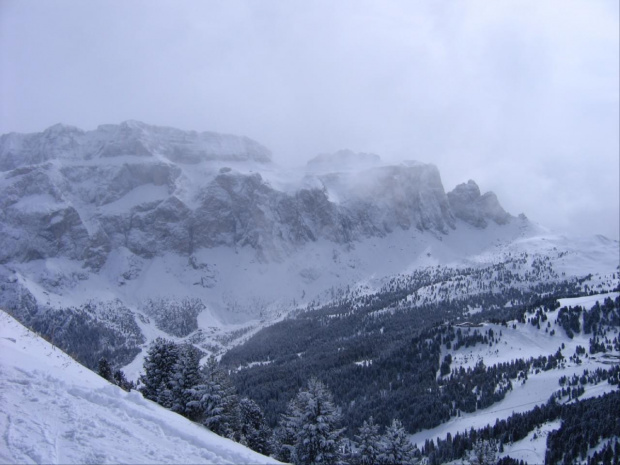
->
[0,309,280,464]
[223,284,619,463]
[410,293,620,462]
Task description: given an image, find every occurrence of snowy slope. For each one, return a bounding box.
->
[0,310,280,465]
[410,293,620,456]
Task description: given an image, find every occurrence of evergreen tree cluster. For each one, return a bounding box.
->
[557,306,582,338]
[585,439,620,465]
[3,297,144,370]
[224,282,618,439]
[97,357,134,391]
[138,338,271,455]
[26,305,143,369]
[227,313,564,435]
[468,438,498,465]
[545,390,620,464]
[556,296,620,346]
[439,360,515,413]
[142,297,205,337]
[420,390,620,465]
[138,345,425,465]
[557,365,620,400]
[272,379,421,465]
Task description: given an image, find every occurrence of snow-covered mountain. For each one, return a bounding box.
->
[0,309,280,464]
[0,122,618,378]
[1,122,619,464]
[0,121,512,267]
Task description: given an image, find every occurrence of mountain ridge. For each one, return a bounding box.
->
[0,122,514,268]
[0,121,617,381]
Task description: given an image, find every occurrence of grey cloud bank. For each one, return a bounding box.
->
[1,0,618,239]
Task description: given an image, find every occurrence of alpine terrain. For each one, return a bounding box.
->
[1,121,618,464]
[0,311,280,464]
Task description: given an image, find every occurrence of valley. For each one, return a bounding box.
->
[0,122,618,464]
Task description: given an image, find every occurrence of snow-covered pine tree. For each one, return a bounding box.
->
[169,344,202,416]
[272,396,302,464]
[378,419,417,465]
[185,375,222,424]
[353,416,381,465]
[139,338,180,408]
[468,438,497,465]
[187,356,239,438]
[235,397,272,455]
[281,377,346,465]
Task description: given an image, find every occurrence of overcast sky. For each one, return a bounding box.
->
[1,0,618,239]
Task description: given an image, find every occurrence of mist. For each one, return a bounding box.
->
[1,0,618,239]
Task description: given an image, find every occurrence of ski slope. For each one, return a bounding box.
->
[0,310,280,465]
[411,293,620,459]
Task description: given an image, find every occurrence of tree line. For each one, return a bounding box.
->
[130,338,424,464]
[99,336,620,464]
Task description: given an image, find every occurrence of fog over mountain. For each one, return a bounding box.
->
[1,0,618,239]
[0,121,517,268]
[1,121,617,368]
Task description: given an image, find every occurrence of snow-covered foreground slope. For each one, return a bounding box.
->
[0,310,280,465]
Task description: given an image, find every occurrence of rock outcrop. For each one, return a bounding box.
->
[0,124,513,268]
[447,180,511,228]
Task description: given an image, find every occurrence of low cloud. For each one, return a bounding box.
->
[1,0,618,238]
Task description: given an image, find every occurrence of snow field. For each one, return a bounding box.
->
[499,420,561,464]
[446,292,620,373]
[0,310,280,464]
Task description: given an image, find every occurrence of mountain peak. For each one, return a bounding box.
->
[447,180,511,227]
[43,123,85,135]
[0,122,272,172]
[120,119,147,129]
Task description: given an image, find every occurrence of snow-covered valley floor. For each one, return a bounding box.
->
[0,310,280,465]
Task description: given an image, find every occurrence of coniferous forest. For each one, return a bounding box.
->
[121,280,620,464]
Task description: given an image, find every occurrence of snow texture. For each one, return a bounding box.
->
[0,310,281,465]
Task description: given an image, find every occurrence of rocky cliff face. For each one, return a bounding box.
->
[0,120,272,171]
[0,124,514,268]
[447,180,511,228]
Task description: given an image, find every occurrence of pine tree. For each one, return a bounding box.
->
[278,377,346,465]
[469,439,497,465]
[273,398,302,464]
[139,338,180,408]
[378,419,417,465]
[236,397,271,455]
[169,344,202,416]
[187,356,239,438]
[98,357,113,382]
[354,416,381,465]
